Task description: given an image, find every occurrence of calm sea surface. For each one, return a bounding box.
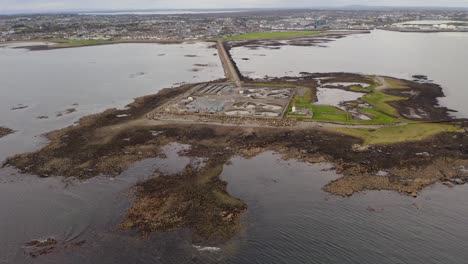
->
[1,35,468,263]
[231,30,468,118]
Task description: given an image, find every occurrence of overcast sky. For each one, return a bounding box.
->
[1,0,468,14]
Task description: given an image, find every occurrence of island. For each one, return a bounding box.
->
[3,33,467,243]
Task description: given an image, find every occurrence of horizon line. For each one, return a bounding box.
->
[2,5,468,15]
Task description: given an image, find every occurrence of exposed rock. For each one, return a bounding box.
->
[11,104,28,110]
[56,108,77,117]
[24,238,58,258]
[416,152,431,157]
[123,158,246,243]
[0,127,14,138]
[3,77,467,243]
[24,238,85,258]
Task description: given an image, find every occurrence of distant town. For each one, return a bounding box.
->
[1,9,468,42]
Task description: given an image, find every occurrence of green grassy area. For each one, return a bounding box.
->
[358,108,397,124]
[53,39,118,47]
[224,31,321,41]
[350,85,372,92]
[287,82,399,124]
[384,78,409,89]
[292,87,314,105]
[8,37,188,48]
[356,77,408,118]
[14,38,121,48]
[362,91,406,117]
[309,105,350,122]
[334,123,462,145]
[294,105,397,124]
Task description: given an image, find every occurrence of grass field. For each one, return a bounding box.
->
[357,108,397,124]
[53,39,118,47]
[362,91,406,117]
[224,31,321,41]
[309,105,350,122]
[291,87,313,105]
[333,123,462,145]
[288,82,399,124]
[384,78,409,89]
[299,106,397,124]
[285,76,460,145]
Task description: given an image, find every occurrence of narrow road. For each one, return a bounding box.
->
[216,40,241,87]
[375,76,390,91]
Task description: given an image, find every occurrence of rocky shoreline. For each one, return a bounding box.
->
[123,155,246,242]
[0,127,14,138]
[225,31,370,50]
[3,74,467,242]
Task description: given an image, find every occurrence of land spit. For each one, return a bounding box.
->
[9,30,368,52]
[10,39,187,51]
[225,31,370,50]
[3,73,467,243]
[0,127,14,138]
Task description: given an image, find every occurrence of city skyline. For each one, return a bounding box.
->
[2,0,468,14]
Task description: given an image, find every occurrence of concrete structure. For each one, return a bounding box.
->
[217,40,242,87]
[161,82,294,119]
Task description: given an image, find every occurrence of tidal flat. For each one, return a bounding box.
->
[4,73,467,244]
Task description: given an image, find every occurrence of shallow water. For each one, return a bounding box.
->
[316,88,365,108]
[231,30,468,117]
[0,43,223,263]
[0,42,223,159]
[7,151,468,264]
[220,153,468,264]
[0,143,203,264]
[1,38,468,263]
[394,20,466,25]
[324,82,371,88]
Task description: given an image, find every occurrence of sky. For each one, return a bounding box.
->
[1,0,468,14]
